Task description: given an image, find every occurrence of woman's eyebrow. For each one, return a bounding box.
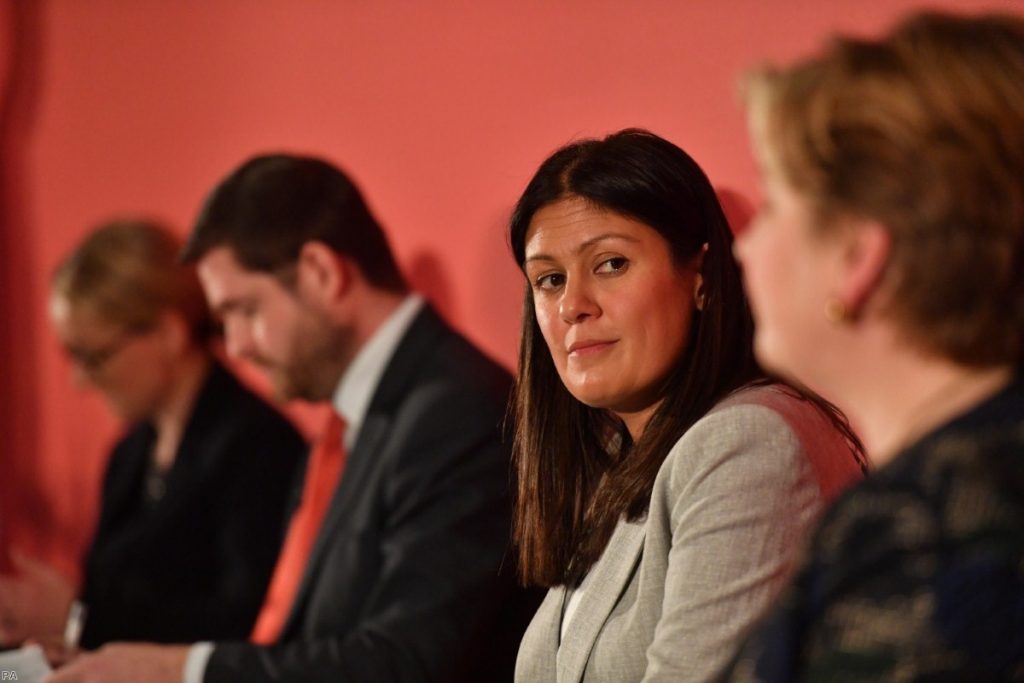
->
[525,232,640,264]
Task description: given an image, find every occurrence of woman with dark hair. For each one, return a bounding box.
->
[510,129,865,682]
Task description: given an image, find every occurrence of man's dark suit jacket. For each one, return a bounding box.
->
[206,305,539,682]
[80,361,305,648]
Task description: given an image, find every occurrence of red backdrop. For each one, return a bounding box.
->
[1,0,1018,582]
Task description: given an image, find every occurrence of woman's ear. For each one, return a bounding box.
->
[836,219,892,317]
[693,243,708,311]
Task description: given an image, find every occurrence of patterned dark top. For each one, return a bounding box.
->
[727,375,1024,682]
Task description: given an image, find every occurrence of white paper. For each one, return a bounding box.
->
[0,645,52,682]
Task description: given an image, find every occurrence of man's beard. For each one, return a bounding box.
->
[261,315,352,403]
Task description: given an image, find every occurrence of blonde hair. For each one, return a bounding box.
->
[53,219,212,342]
[745,11,1024,366]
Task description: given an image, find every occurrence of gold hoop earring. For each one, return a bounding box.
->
[824,297,850,324]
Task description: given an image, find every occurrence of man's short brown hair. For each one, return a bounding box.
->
[182,154,407,293]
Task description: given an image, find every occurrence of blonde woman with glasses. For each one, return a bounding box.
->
[0,220,303,658]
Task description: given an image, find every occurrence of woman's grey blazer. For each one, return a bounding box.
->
[515,385,861,683]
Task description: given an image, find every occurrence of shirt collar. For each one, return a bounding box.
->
[331,294,424,449]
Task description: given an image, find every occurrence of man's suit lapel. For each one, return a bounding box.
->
[279,412,391,638]
[278,305,446,639]
[156,364,222,511]
[103,364,223,535]
[98,425,154,535]
[556,519,646,683]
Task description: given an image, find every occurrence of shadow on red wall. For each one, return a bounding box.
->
[716,187,756,236]
[407,250,458,324]
[0,0,45,571]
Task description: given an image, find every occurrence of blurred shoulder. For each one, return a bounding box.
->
[403,308,513,410]
[712,383,822,424]
[667,383,862,502]
[672,383,812,453]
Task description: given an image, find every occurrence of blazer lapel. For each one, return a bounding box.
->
[97,424,154,535]
[276,305,448,639]
[518,588,565,683]
[106,364,223,535]
[556,519,646,683]
[277,411,391,638]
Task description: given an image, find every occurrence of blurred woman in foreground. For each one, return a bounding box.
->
[0,220,303,652]
[730,11,1024,680]
[510,129,864,682]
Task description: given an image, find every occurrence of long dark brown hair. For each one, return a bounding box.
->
[510,129,770,587]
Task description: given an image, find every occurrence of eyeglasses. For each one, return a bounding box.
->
[64,326,149,373]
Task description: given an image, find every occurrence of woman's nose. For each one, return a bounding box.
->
[559,279,599,323]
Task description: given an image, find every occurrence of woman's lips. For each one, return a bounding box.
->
[568,340,617,357]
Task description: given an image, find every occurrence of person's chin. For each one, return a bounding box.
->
[270,380,300,403]
[569,385,619,411]
[262,368,295,402]
[99,391,133,418]
[110,406,137,422]
[272,372,326,404]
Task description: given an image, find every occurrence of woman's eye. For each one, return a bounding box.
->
[596,257,628,274]
[534,273,565,291]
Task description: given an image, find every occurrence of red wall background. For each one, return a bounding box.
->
[1,0,1019,583]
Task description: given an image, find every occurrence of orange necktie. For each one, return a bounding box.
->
[250,412,346,644]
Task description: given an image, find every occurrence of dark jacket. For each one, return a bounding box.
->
[206,306,541,683]
[80,361,305,648]
[727,374,1024,682]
